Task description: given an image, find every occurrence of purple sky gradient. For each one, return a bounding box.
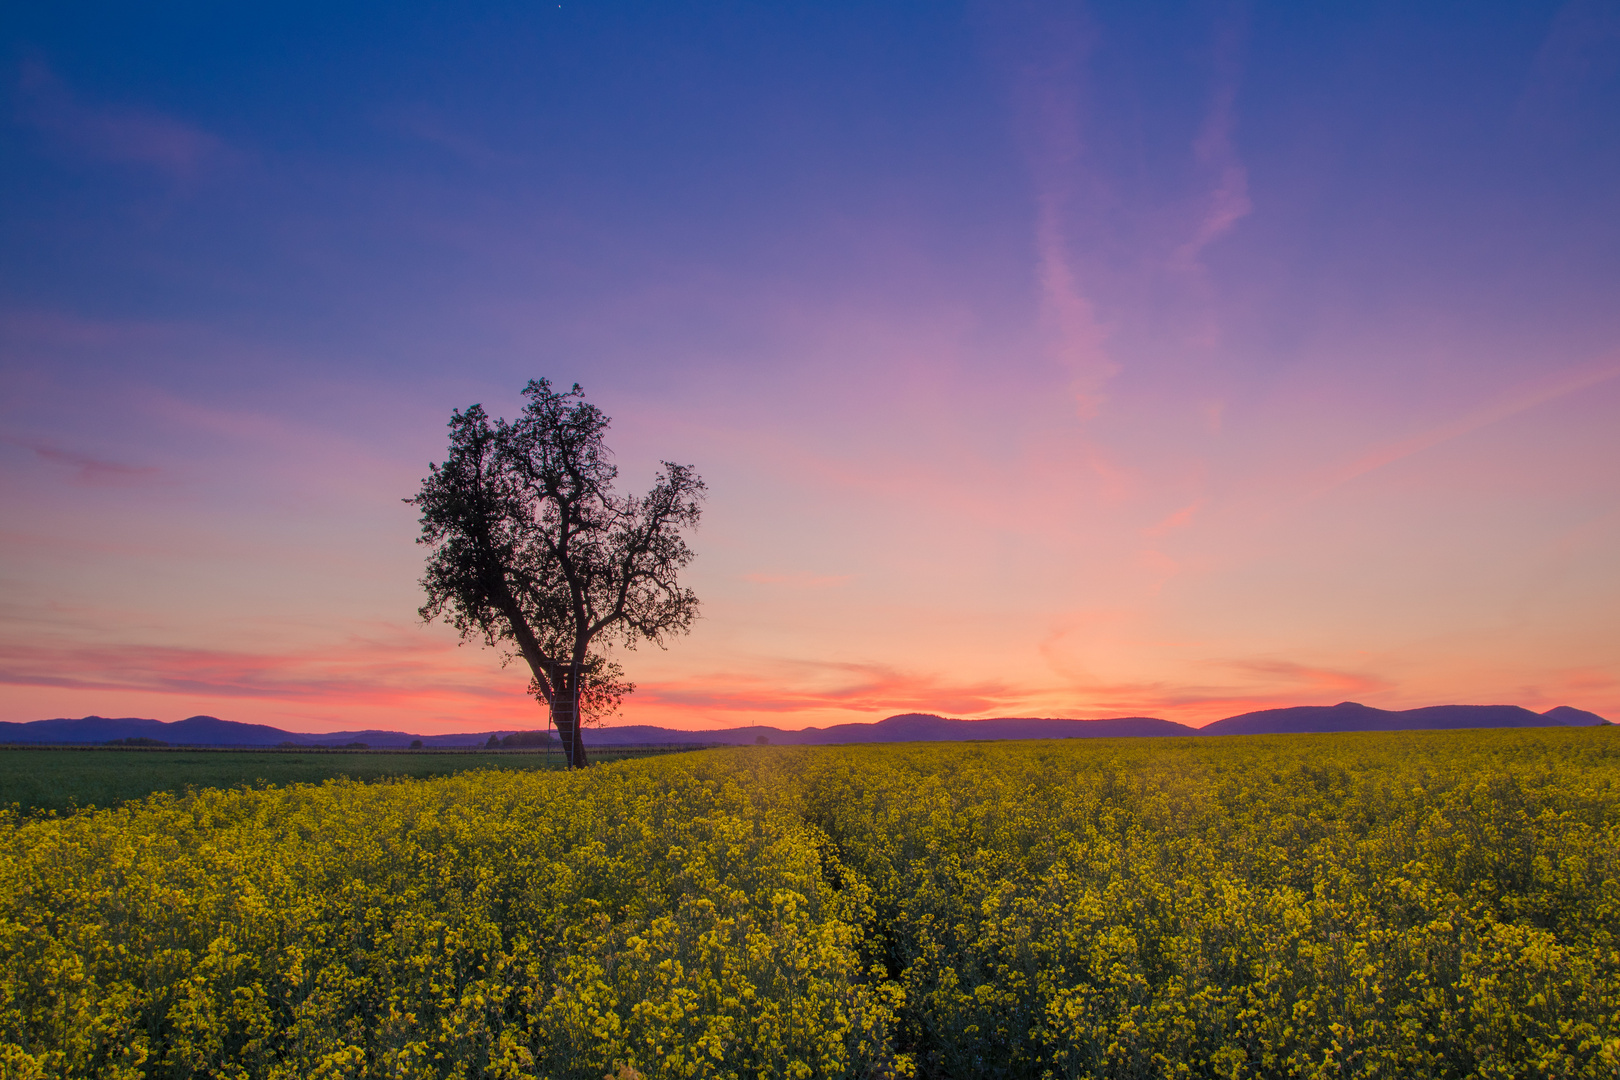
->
[3,1,1618,732]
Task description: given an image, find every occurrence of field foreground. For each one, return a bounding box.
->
[2,731,1617,1079]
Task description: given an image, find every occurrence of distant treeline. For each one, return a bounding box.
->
[276,740,371,750]
[485,730,558,749]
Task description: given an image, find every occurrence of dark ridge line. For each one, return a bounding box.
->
[0,702,1608,748]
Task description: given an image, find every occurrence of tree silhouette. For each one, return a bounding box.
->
[410,379,703,768]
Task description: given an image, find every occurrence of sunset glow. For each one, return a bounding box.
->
[3,2,1617,733]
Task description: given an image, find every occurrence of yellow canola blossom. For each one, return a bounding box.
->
[2,728,1618,1079]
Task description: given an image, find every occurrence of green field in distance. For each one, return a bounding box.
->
[0,745,683,815]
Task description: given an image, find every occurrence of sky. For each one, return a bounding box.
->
[2,1,1618,734]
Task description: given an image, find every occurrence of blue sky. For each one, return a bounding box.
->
[3,1,1618,731]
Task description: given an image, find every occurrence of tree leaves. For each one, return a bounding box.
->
[408,381,703,746]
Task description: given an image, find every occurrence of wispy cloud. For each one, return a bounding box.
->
[1219,658,1392,698]
[0,633,508,706]
[15,59,226,181]
[1036,618,1399,725]
[1512,0,1620,139]
[1,436,160,485]
[0,309,178,349]
[1035,203,1118,418]
[1315,353,1620,495]
[384,105,505,168]
[1142,498,1208,539]
[1172,8,1252,272]
[637,658,1022,718]
[994,2,1120,418]
[1046,659,1395,726]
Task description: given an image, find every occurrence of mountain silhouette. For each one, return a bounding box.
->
[1540,705,1610,726]
[1198,701,1609,736]
[0,716,512,748]
[1,703,1608,748]
[585,714,1196,745]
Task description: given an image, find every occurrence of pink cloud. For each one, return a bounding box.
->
[1550,667,1619,693]
[690,403,1143,547]
[988,3,1121,420]
[1048,666,1394,727]
[1036,618,1403,725]
[0,309,180,349]
[1035,197,1118,418]
[5,628,1604,734]
[385,104,504,167]
[1219,658,1393,698]
[1172,12,1252,272]
[0,634,510,708]
[1143,497,1208,538]
[0,631,1029,731]
[15,59,226,181]
[1315,352,1620,495]
[636,658,1023,718]
[2,437,160,485]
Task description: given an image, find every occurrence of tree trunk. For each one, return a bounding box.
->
[483,578,588,769]
[551,671,588,769]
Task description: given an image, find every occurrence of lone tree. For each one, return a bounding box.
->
[410,379,703,768]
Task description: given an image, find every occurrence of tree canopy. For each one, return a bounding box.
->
[410,379,703,767]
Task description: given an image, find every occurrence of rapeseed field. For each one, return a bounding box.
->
[2,729,1616,1079]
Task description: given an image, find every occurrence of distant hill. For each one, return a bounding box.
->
[589,713,1197,745]
[0,716,506,748]
[1198,702,1610,736]
[1,703,1608,748]
[0,713,1193,748]
[1542,706,1611,726]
